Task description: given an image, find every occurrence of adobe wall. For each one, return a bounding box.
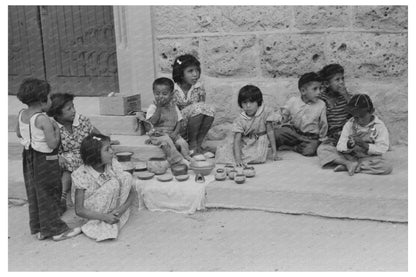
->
[151,6,408,145]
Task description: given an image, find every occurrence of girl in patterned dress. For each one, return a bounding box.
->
[72,134,137,242]
[215,85,281,166]
[47,93,109,211]
[172,54,215,155]
[15,78,81,241]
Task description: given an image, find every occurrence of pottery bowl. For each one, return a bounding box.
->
[115,151,134,162]
[189,159,215,176]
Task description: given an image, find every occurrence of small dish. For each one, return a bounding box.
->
[157,174,173,182]
[175,174,190,182]
[134,161,147,171]
[193,154,206,161]
[203,152,215,159]
[135,172,155,180]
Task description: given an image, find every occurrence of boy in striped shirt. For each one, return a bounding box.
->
[316,64,355,173]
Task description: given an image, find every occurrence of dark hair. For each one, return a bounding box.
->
[80,134,111,166]
[346,94,375,114]
[172,54,201,84]
[46,93,75,118]
[319,64,344,81]
[17,78,51,105]
[298,72,322,90]
[153,77,174,92]
[237,85,263,108]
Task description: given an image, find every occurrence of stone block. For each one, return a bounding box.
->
[200,36,258,77]
[155,38,200,73]
[294,6,350,30]
[260,34,327,77]
[326,32,408,78]
[191,6,293,33]
[354,6,408,31]
[152,6,197,35]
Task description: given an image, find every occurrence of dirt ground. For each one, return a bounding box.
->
[8,206,407,271]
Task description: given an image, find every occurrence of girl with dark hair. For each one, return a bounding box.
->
[215,85,280,166]
[72,134,137,242]
[15,78,81,241]
[172,54,215,156]
[47,93,110,211]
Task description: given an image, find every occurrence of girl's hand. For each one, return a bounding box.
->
[58,156,67,168]
[103,213,120,224]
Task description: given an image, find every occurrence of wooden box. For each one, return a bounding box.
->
[99,94,141,115]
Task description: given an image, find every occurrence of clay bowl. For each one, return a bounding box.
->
[228,169,238,180]
[115,151,134,162]
[234,173,246,184]
[215,168,227,181]
[135,172,155,180]
[134,161,147,172]
[175,174,190,182]
[224,164,235,176]
[157,174,173,182]
[242,166,256,178]
[171,163,188,176]
[189,159,215,176]
[147,157,169,175]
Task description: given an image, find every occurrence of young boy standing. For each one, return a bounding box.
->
[335,94,392,175]
[274,72,328,156]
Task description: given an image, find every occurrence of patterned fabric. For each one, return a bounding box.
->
[215,105,275,164]
[71,159,132,242]
[57,113,94,172]
[283,97,328,139]
[319,91,352,141]
[173,81,215,120]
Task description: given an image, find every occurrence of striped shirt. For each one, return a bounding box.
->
[319,92,352,140]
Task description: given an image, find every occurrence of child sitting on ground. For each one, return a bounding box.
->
[215,85,280,166]
[316,64,354,167]
[15,78,81,241]
[47,93,118,211]
[274,72,328,156]
[136,77,192,165]
[72,134,137,242]
[335,94,392,176]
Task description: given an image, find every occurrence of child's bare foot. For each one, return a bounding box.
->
[333,165,347,172]
[345,161,359,176]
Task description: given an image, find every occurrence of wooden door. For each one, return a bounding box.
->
[8,6,46,94]
[8,6,119,96]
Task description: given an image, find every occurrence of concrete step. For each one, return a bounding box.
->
[9,114,141,135]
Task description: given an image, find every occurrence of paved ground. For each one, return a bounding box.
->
[8,206,407,271]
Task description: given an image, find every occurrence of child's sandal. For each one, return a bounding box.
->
[52,227,82,242]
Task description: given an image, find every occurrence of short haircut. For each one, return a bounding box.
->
[47,93,75,118]
[237,85,263,108]
[319,64,344,81]
[80,134,111,167]
[17,78,51,105]
[153,77,174,92]
[298,72,322,90]
[172,54,201,84]
[346,94,374,114]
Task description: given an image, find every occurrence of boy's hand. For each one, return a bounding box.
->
[135,111,146,121]
[103,213,120,224]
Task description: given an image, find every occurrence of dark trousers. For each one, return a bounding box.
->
[22,147,68,237]
[274,126,320,156]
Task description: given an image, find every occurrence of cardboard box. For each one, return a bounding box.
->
[99,94,141,115]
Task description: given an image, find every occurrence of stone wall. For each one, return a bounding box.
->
[151,6,408,145]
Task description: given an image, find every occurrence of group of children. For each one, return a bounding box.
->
[15,53,393,242]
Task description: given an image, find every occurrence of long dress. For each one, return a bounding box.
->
[215,105,277,164]
[71,159,133,241]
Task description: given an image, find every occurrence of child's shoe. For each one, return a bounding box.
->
[52,227,82,242]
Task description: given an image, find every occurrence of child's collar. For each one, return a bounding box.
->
[55,113,80,128]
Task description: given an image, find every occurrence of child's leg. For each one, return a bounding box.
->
[175,136,192,161]
[187,114,204,154]
[294,139,320,156]
[61,171,72,208]
[357,156,393,175]
[274,126,303,149]
[153,135,184,164]
[332,154,359,176]
[33,150,69,237]
[196,115,214,153]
